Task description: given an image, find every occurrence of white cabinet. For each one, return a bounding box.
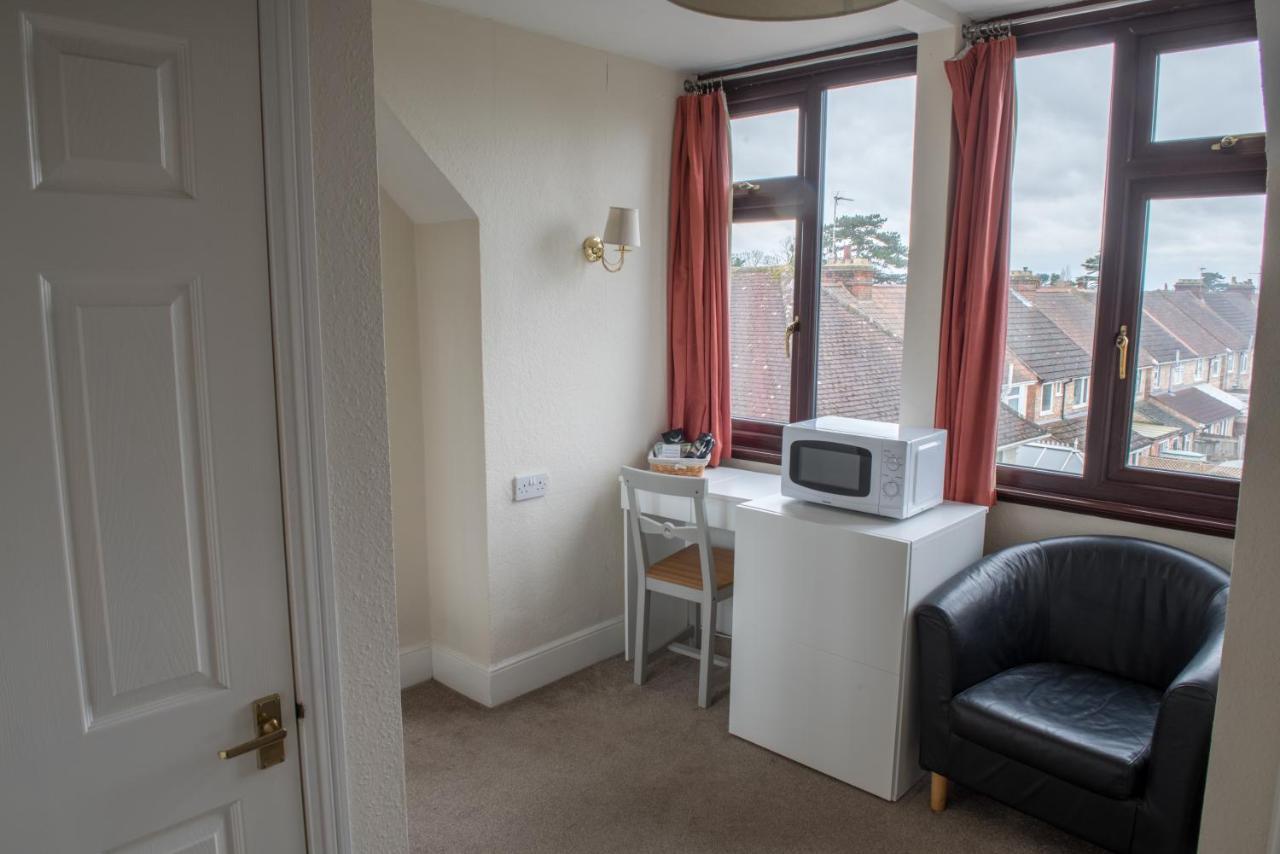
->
[728,496,986,801]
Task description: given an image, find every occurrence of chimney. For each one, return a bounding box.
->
[1173,277,1203,295]
[1227,276,1258,295]
[822,255,876,297]
[1009,267,1040,293]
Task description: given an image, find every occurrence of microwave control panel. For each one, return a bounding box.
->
[878,444,906,510]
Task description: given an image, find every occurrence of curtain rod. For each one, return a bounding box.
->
[963,0,1155,42]
[685,37,916,92]
[683,0,1163,92]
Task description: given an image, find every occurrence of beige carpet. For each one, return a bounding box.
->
[401,651,1103,854]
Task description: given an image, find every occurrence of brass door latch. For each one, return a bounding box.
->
[1115,324,1130,380]
[218,693,288,769]
[784,315,801,359]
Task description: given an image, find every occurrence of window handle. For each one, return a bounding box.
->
[784,315,801,359]
[1211,135,1238,151]
[1115,324,1129,380]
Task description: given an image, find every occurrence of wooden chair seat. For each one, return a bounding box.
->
[647,545,734,591]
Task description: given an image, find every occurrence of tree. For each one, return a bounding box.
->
[1079,252,1101,288]
[731,249,775,268]
[731,235,795,285]
[821,213,909,283]
[1200,269,1227,291]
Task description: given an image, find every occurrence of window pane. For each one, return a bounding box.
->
[730,220,796,423]
[730,109,799,182]
[1153,41,1264,142]
[1126,194,1263,480]
[814,75,915,420]
[997,44,1114,475]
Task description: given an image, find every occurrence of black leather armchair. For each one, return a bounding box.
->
[916,536,1228,854]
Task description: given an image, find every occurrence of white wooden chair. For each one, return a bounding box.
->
[621,465,733,708]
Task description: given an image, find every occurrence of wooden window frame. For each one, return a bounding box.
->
[723,46,918,464]
[996,0,1264,537]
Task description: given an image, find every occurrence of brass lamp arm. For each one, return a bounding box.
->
[582,235,629,273]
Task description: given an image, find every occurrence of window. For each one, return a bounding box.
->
[1038,383,1056,416]
[725,46,917,461]
[1003,383,1027,415]
[1072,377,1089,407]
[996,2,1264,534]
[1152,40,1263,142]
[730,109,799,182]
[1126,194,1263,480]
[998,42,1112,473]
[730,219,797,423]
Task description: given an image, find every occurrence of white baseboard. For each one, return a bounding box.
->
[489,616,623,706]
[399,641,434,689]
[428,616,624,708]
[430,644,493,706]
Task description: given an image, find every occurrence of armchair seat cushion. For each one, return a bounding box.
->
[950,662,1162,799]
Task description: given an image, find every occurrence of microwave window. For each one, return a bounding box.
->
[791,441,872,497]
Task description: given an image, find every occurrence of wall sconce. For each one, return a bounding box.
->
[583,207,641,273]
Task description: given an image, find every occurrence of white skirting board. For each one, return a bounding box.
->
[399,641,434,689]
[406,616,625,707]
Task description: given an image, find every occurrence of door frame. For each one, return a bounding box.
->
[259,0,353,850]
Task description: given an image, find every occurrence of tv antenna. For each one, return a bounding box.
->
[833,192,855,220]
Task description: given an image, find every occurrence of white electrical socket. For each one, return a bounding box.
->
[513,473,549,501]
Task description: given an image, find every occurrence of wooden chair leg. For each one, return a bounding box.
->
[930,773,948,813]
[634,588,650,686]
[697,597,716,708]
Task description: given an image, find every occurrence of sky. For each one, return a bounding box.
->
[729,39,1266,290]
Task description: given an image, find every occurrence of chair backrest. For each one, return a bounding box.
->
[1035,536,1229,688]
[620,466,716,593]
[973,536,1230,688]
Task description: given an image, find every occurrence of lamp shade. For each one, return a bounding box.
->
[602,207,641,248]
[668,0,896,20]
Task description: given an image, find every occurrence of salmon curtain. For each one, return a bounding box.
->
[935,37,1018,506]
[668,91,733,465]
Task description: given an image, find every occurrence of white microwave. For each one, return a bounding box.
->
[781,417,947,519]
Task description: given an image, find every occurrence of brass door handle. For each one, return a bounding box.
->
[218,693,288,769]
[218,719,286,759]
[784,315,801,359]
[1115,324,1130,380]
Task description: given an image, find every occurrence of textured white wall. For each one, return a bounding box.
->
[373,0,679,663]
[899,26,961,427]
[380,190,432,653]
[307,1,408,850]
[1199,3,1280,849]
[416,219,492,665]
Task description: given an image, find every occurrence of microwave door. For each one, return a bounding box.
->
[789,440,875,498]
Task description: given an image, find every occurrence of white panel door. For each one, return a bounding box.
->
[0,1,307,851]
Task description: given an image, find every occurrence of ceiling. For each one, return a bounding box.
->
[422,0,1080,73]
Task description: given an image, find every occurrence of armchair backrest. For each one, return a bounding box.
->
[1031,537,1229,689]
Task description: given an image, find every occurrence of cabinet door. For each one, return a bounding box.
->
[733,507,910,674]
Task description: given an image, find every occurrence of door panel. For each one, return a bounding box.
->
[0,1,306,851]
[49,276,227,727]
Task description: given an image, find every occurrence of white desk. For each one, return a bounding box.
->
[618,466,779,658]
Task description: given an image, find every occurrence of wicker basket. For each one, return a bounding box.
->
[647,454,707,477]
